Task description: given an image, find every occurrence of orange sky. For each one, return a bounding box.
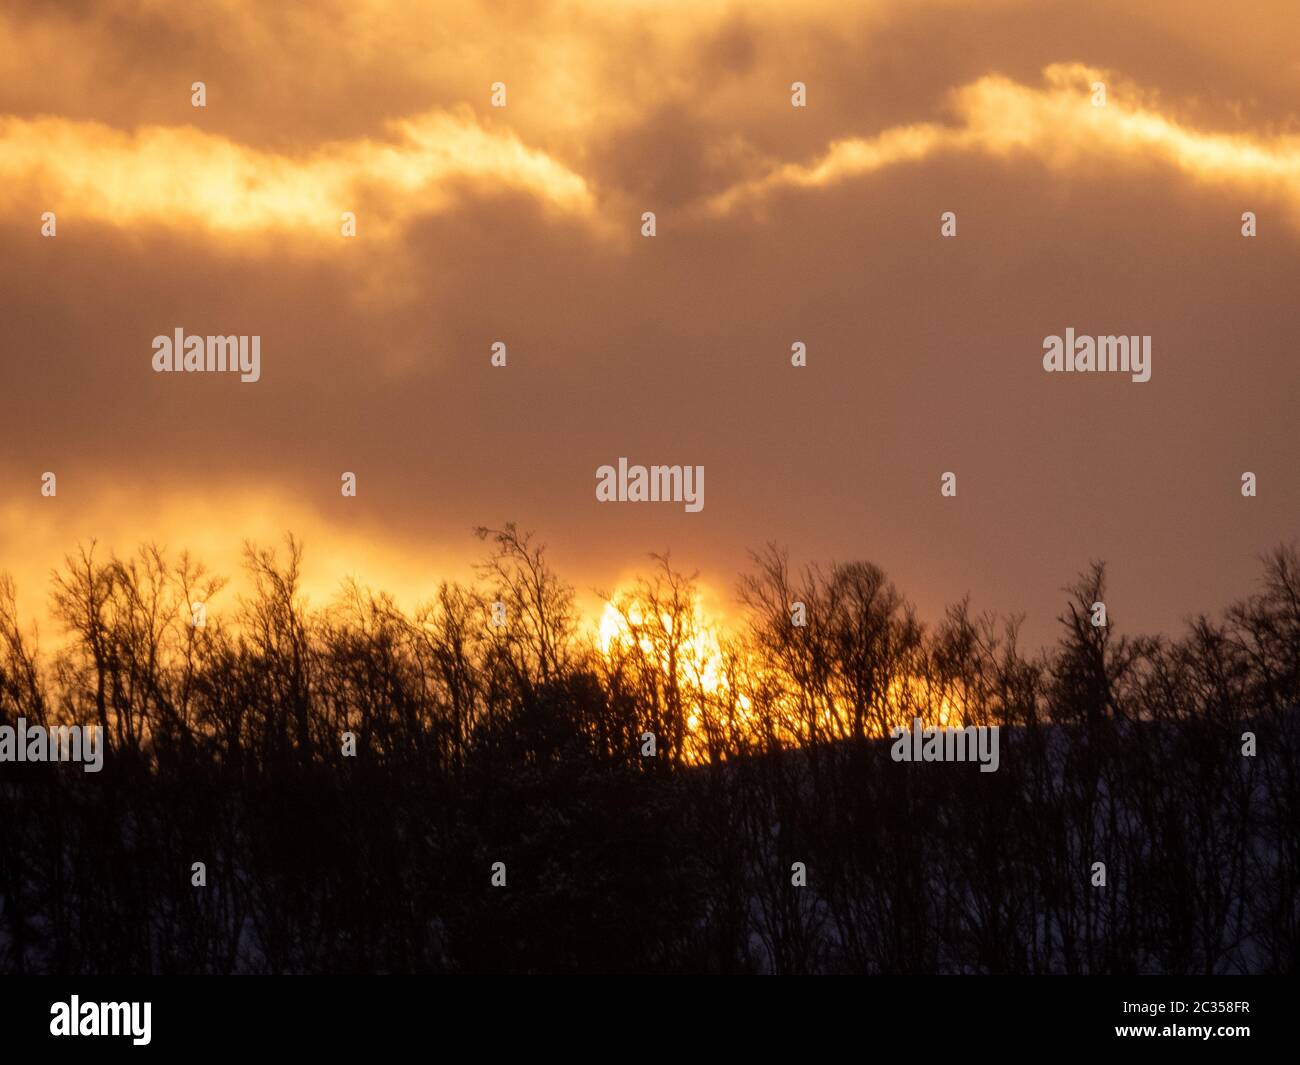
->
[1,0,1297,644]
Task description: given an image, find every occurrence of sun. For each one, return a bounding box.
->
[596,586,732,731]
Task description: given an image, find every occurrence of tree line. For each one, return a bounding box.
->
[0,525,1296,973]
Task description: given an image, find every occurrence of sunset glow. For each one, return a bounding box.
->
[3,0,1297,998]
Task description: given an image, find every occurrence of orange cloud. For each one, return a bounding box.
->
[0,109,595,241]
[706,64,1300,228]
[0,486,476,642]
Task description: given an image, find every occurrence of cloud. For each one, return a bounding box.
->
[0,108,595,241]
[15,58,1300,248]
[705,64,1300,228]
[0,485,477,640]
[2,4,1298,651]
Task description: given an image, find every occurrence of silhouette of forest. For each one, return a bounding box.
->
[1,525,1296,974]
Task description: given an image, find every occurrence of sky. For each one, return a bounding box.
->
[0,0,1296,647]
